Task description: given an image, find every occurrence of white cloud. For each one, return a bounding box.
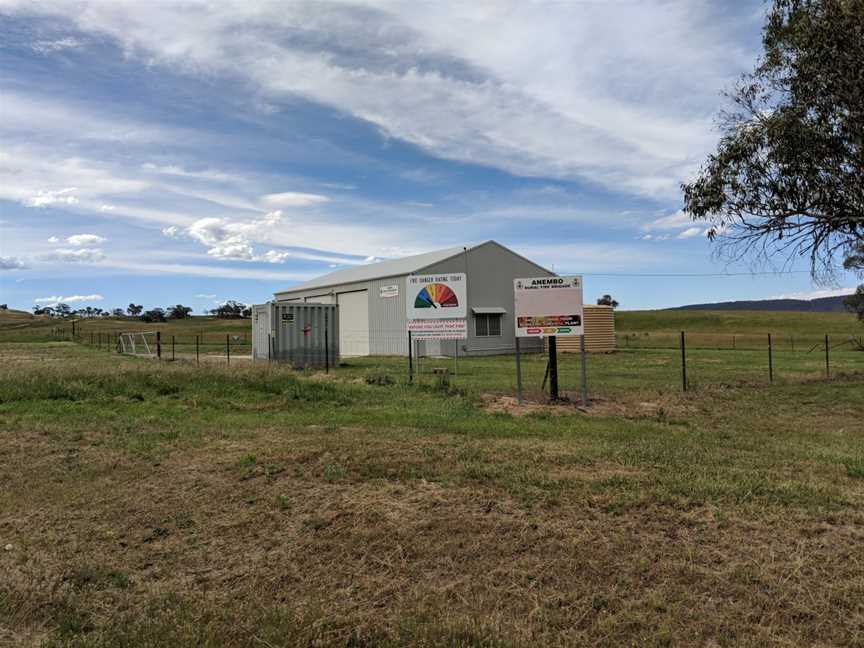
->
[185,212,283,260]
[161,226,180,238]
[99,204,115,212]
[512,241,669,273]
[676,227,705,239]
[0,256,27,270]
[95,259,317,281]
[207,242,255,261]
[1,91,193,146]
[66,233,106,247]
[30,37,83,55]
[2,1,759,199]
[195,293,217,299]
[640,234,670,242]
[34,294,103,305]
[644,210,693,231]
[141,163,239,183]
[0,149,150,214]
[261,250,291,264]
[771,287,857,301]
[46,248,106,263]
[47,236,60,244]
[26,187,79,207]
[261,192,330,208]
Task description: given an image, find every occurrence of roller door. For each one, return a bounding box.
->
[337,290,369,356]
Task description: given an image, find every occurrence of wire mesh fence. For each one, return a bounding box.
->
[33,324,864,400]
[45,325,253,363]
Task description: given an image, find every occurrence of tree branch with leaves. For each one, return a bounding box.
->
[682,0,864,284]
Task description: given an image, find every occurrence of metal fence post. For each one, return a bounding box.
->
[196,335,200,365]
[156,331,162,360]
[768,333,773,383]
[548,336,559,400]
[408,331,413,384]
[172,335,175,361]
[579,334,589,407]
[825,334,830,378]
[515,337,523,405]
[680,331,687,392]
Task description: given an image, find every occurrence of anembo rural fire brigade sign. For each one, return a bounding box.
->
[514,276,584,337]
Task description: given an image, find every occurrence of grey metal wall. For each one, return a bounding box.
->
[422,241,552,356]
[252,302,339,368]
[368,276,410,355]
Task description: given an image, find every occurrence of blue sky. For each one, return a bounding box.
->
[0,0,859,313]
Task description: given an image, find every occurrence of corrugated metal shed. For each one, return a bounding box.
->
[271,241,557,357]
[252,302,339,368]
[545,305,616,353]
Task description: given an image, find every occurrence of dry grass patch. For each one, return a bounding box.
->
[2,342,864,646]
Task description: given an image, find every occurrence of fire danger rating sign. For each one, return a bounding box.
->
[514,276,584,337]
[407,318,467,340]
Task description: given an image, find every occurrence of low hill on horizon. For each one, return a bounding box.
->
[674,295,850,313]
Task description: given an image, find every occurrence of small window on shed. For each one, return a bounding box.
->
[475,313,502,337]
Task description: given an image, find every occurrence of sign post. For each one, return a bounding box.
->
[548,336,559,399]
[515,337,523,405]
[514,276,584,403]
[580,333,589,406]
[407,330,413,383]
[406,273,468,382]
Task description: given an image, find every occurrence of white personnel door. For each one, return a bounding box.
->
[337,290,369,356]
[253,306,270,360]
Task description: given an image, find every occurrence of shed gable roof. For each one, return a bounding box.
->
[273,240,553,296]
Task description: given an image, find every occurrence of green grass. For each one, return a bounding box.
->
[616,308,860,335]
[1,316,863,646]
[0,309,253,355]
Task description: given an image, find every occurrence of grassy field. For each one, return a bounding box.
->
[616,308,859,335]
[1,309,863,645]
[615,309,863,352]
[0,310,254,358]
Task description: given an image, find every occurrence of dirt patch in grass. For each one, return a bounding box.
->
[480,392,690,419]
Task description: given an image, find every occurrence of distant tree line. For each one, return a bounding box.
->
[596,294,619,308]
[31,300,251,321]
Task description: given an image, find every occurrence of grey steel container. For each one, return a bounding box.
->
[252,302,339,369]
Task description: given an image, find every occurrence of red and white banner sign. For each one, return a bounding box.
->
[408,318,467,340]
